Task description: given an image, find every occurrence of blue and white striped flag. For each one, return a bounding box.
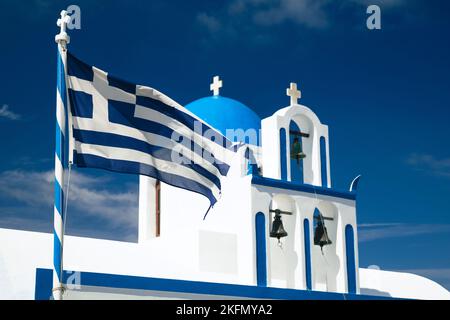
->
[66,52,236,207]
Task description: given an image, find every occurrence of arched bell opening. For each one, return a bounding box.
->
[286,115,315,185]
[268,195,298,289]
[311,203,340,292]
[313,209,332,252]
[289,121,305,183]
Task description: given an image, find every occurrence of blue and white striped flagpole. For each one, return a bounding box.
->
[53,10,71,300]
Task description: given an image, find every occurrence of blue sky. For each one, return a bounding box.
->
[1,0,450,289]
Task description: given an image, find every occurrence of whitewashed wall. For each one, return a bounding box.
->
[359,268,450,300]
[250,184,358,293]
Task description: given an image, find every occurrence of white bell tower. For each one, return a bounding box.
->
[261,83,331,187]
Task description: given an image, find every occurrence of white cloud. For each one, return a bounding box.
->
[358,223,450,242]
[349,0,405,7]
[252,0,330,28]
[224,0,332,29]
[0,169,138,228]
[0,105,21,120]
[197,0,408,40]
[0,215,137,242]
[68,171,138,227]
[0,216,52,232]
[359,223,403,228]
[195,0,332,45]
[197,13,222,33]
[407,153,450,178]
[0,170,54,208]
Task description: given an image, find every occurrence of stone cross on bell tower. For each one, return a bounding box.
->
[286,82,301,105]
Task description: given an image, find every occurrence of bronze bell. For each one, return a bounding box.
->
[270,214,288,239]
[290,138,306,165]
[314,218,332,250]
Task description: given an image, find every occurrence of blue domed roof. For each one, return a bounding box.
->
[185,96,261,145]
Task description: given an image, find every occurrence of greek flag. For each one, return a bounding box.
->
[66,52,235,207]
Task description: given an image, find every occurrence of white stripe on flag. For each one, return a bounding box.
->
[73,113,234,169]
[134,105,235,164]
[68,75,235,166]
[73,124,222,178]
[136,85,228,142]
[68,75,136,105]
[75,141,221,199]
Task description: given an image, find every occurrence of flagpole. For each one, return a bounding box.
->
[53,10,71,300]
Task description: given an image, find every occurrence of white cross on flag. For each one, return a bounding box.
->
[66,52,236,208]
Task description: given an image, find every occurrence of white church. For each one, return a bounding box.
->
[0,78,449,300]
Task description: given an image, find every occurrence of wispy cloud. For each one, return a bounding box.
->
[197,0,331,36]
[0,170,54,208]
[197,13,222,34]
[0,169,138,240]
[0,104,21,120]
[349,0,405,7]
[407,153,450,178]
[13,156,52,168]
[358,223,450,242]
[196,0,407,41]
[0,215,137,242]
[250,0,331,29]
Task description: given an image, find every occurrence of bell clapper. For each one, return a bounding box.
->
[277,238,283,250]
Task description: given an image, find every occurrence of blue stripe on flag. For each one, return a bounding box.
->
[68,89,94,118]
[67,52,94,82]
[74,153,217,205]
[73,129,222,190]
[107,99,137,124]
[107,74,136,94]
[66,52,237,208]
[136,95,234,149]
[106,100,230,175]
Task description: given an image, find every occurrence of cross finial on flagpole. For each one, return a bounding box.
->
[286,82,301,105]
[210,76,223,96]
[55,10,71,47]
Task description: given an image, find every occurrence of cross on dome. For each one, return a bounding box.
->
[286,82,301,105]
[210,76,223,96]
